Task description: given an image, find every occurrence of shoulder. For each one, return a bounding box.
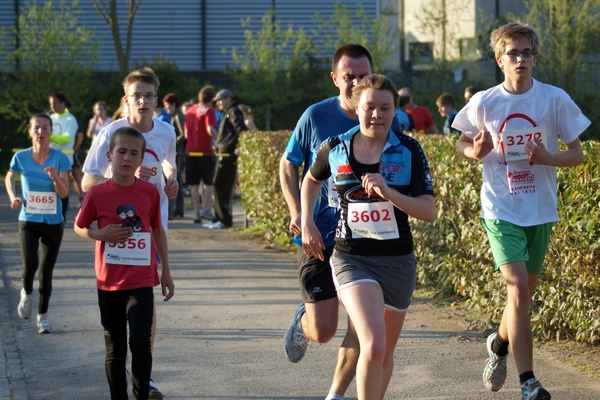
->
[303,97,338,117]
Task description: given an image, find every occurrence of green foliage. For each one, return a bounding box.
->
[238,131,293,246]
[518,0,600,94]
[412,134,600,344]
[312,2,399,72]
[0,0,100,172]
[228,10,331,131]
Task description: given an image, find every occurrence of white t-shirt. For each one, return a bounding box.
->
[50,111,80,151]
[452,79,591,226]
[82,117,177,231]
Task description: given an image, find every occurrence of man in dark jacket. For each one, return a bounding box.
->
[204,89,247,229]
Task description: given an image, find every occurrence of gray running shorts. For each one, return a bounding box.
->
[330,250,417,311]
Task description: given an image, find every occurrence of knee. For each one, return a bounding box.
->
[506,281,531,307]
[360,340,386,363]
[312,323,337,343]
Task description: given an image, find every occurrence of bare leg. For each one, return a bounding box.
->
[190,184,201,214]
[338,282,386,400]
[380,308,406,399]
[202,184,214,211]
[329,316,359,396]
[498,262,539,375]
[71,167,83,198]
[302,297,338,343]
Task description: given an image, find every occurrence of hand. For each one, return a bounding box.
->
[288,212,302,236]
[10,198,22,210]
[135,165,153,181]
[164,178,178,199]
[301,222,325,261]
[525,137,552,165]
[44,166,59,181]
[161,272,175,301]
[361,173,388,199]
[95,224,133,244]
[472,130,494,159]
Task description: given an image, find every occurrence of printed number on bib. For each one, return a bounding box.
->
[144,161,163,186]
[105,232,151,266]
[501,126,547,162]
[26,191,57,214]
[348,202,399,240]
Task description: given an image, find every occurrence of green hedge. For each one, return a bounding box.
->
[239,130,600,344]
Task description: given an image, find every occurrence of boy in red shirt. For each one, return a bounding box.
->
[75,127,174,400]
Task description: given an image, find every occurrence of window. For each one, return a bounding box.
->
[409,42,433,64]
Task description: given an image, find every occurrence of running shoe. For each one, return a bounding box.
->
[483,332,508,391]
[193,212,202,223]
[37,313,53,334]
[200,209,215,221]
[148,379,164,400]
[207,221,227,229]
[17,289,32,319]
[521,378,551,400]
[283,303,308,363]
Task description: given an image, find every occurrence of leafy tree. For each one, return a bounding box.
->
[312,2,399,72]
[228,9,329,131]
[92,0,142,76]
[517,0,600,94]
[0,0,99,142]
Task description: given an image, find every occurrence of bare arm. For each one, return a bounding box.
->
[279,156,302,236]
[5,170,22,210]
[82,173,108,192]
[86,119,96,139]
[152,226,174,301]
[426,123,439,134]
[300,171,325,260]
[457,130,494,160]
[360,173,436,222]
[47,169,70,198]
[206,124,217,138]
[525,137,584,167]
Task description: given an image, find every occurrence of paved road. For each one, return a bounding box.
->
[0,187,598,399]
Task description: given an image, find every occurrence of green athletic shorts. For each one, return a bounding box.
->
[482,219,554,275]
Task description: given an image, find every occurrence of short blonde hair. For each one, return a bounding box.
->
[122,67,160,93]
[490,22,539,59]
[351,74,399,109]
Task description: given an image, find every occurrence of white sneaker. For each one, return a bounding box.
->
[207,221,227,229]
[483,332,508,391]
[37,313,53,333]
[148,379,164,400]
[17,289,33,319]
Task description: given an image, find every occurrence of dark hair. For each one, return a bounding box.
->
[50,92,68,104]
[109,127,146,154]
[464,85,481,97]
[436,93,455,107]
[332,44,374,73]
[398,95,411,108]
[199,85,216,104]
[30,113,53,128]
[351,74,399,109]
[163,92,180,108]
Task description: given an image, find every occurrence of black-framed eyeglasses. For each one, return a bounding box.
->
[504,50,536,59]
[129,93,156,101]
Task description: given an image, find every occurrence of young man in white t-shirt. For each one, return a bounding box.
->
[82,67,178,400]
[453,22,590,400]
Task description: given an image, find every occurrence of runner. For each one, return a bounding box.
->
[5,113,71,334]
[301,74,435,400]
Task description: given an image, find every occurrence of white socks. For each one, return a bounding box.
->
[325,391,344,400]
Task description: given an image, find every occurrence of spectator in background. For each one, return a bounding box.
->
[203,89,247,229]
[154,97,170,123]
[163,93,186,219]
[184,85,218,224]
[395,94,414,132]
[239,104,259,131]
[86,101,112,143]
[112,98,130,121]
[464,85,481,103]
[436,93,461,137]
[398,87,439,134]
[48,92,85,215]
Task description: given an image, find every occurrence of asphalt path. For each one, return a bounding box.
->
[0,186,598,399]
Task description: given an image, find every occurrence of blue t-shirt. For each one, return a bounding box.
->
[10,148,72,224]
[155,109,171,123]
[283,96,402,247]
[395,108,411,132]
[444,110,460,136]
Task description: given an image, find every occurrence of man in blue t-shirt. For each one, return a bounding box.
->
[279,44,401,400]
